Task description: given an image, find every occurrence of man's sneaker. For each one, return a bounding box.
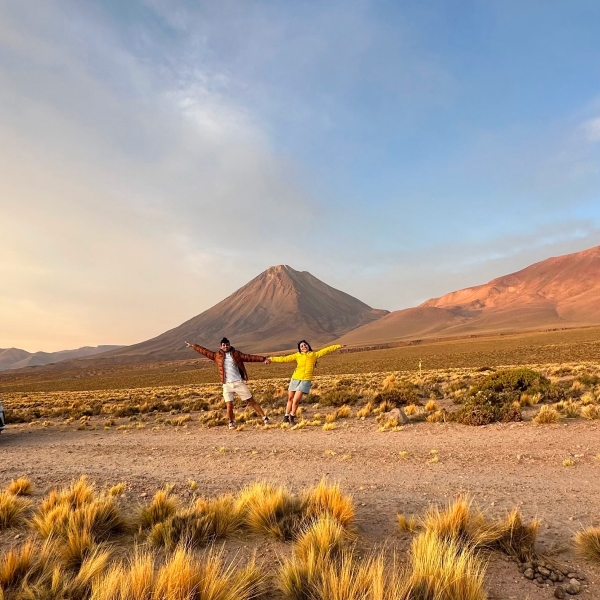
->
[289,414,297,426]
[228,421,236,430]
[262,416,270,425]
[282,414,290,424]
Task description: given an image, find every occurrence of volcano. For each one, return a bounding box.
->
[100,265,389,361]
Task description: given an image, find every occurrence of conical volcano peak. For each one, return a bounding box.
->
[100,266,389,361]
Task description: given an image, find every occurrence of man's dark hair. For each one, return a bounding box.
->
[220,337,230,345]
[297,339,312,352]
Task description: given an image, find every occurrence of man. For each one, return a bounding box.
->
[185,338,270,429]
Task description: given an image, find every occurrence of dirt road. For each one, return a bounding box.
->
[1,417,598,599]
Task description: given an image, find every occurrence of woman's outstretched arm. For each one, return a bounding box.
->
[315,344,343,358]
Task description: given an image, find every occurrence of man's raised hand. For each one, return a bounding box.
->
[185,341,193,347]
[264,358,271,364]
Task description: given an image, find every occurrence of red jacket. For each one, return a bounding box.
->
[189,344,265,383]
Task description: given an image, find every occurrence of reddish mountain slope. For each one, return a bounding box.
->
[338,245,600,345]
[99,265,389,362]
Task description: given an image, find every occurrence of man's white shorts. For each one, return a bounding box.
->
[222,381,253,402]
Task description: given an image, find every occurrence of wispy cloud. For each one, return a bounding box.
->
[581,117,600,143]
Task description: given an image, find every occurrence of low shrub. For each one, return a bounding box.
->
[317,390,359,407]
[372,384,419,407]
[475,368,549,394]
[449,391,521,426]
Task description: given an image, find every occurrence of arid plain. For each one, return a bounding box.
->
[1,327,600,599]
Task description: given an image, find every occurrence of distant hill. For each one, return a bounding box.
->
[0,345,124,372]
[96,265,389,363]
[338,245,600,345]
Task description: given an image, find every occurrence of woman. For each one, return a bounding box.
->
[269,341,344,425]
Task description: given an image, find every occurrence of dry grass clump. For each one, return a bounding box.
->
[397,514,419,533]
[573,526,600,563]
[293,515,352,563]
[148,494,243,550]
[138,488,179,530]
[0,539,51,591]
[555,399,580,418]
[424,399,438,412]
[335,405,352,419]
[407,530,487,600]
[0,490,32,530]
[532,405,560,424]
[416,497,538,561]
[581,404,600,420]
[280,497,492,600]
[356,402,373,418]
[580,391,597,405]
[33,489,125,543]
[303,479,355,530]
[236,482,305,540]
[426,410,446,423]
[421,497,501,550]
[5,477,34,497]
[89,547,263,600]
[493,508,539,561]
[382,374,396,392]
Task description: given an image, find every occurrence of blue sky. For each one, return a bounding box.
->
[1,0,600,351]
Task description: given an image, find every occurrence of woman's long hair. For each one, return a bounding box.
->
[297,340,313,352]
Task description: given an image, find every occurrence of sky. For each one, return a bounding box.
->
[1,0,600,352]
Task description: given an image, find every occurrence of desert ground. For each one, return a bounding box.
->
[1,328,600,599]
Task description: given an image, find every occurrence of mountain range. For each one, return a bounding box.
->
[0,345,123,372]
[3,245,600,370]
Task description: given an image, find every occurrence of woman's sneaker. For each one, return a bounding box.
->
[228,421,236,430]
[289,415,297,426]
[262,416,270,425]
[283,414,290,424]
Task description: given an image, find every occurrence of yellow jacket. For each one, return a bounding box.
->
[269,345,341,381]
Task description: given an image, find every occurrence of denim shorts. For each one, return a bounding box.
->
[289,379,312,394]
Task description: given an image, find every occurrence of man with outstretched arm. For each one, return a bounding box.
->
[185,337,270,430]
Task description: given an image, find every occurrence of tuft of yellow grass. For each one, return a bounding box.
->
[335,405,352,419]
[304,479,355,530]
[356,402,373,419]
[0,539,51,591]
[294,515,351,563]
[108,483,126,496]
[325,413,337,423]
[573,526,600,563]
[323,423,336,431]
[0,491,31,530]
[427,410,445,423]
[6,477,34,497]
[563,458,575,467]
[407,529,487,600]
[494,508,539,561]
[404,404,418,415]
[581,404,600,420]
[397,514,419,533]
[580,391,596,405]
[557,399,580,418]
[236,482,304,540]
[382,374,396,392]
[138,489,179,530]
[533,405,560,424]
[147,494,243,550]
[425,399,438,412]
